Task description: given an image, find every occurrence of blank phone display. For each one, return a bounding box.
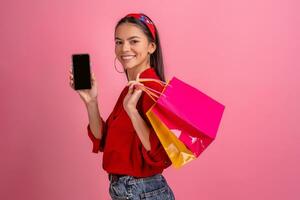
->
[72,54,91,90]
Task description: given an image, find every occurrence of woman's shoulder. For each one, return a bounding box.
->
[137,68,165,113]
[138,67,159,79]
[139,67,164,92]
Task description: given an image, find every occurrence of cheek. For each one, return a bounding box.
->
[115,47,122,58]
[137,51,148,59]
[135,46,148,57]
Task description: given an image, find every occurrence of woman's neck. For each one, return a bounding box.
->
[127,65,151,81]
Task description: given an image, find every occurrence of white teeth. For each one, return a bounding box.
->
[121,55,135,60]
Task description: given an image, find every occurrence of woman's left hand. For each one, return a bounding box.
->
[123,81,144,116]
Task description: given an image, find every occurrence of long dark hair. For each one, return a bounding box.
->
[114,13,166,82]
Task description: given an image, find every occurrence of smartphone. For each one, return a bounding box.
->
[72,54,91,90]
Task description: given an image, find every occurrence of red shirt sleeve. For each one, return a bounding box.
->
[86,117,107,153]
[137,80,172,168]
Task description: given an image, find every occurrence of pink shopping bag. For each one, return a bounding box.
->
[139,76,225,158]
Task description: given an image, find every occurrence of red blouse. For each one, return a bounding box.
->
[86,67,172,177]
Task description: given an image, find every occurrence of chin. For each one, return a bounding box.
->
[123,63,138,70]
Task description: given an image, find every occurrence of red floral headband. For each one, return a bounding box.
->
[126,13,156,40]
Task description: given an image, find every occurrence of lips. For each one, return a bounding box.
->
[121,55,136,61]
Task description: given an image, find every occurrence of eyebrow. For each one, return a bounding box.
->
[115,36,141,40]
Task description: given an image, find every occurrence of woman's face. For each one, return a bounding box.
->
[115,23,156,71]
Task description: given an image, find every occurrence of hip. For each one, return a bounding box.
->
[108,173,175,200]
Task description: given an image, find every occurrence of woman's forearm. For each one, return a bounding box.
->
[85,99,103,140]
[128,109,151,151]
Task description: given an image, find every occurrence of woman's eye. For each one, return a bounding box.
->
[115,40,138,45]
[130,40,139,44]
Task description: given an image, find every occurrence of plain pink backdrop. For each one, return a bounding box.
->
[1,0,299,199]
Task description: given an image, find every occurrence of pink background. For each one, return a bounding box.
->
[1,0,299,199]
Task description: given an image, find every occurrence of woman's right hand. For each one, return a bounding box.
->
[68,68,98,105]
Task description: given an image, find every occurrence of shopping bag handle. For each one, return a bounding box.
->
[126,73,168,102]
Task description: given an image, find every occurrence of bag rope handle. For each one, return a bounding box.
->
[126,72,170,102]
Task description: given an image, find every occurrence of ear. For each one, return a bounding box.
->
[148,42,157,54]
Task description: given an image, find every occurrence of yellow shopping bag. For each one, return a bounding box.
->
[146,108,196,168]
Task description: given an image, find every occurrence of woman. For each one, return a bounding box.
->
[69,13,175,200]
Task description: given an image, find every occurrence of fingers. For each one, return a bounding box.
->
[127,81,144,95]
[91,72,95,81]
[128,81,137,90]
[69,77,74,89]
[69,80,74,89]
[133,82,144,90]
[131,85,143,99]
[127,82,134,94]
[68,68,74,89]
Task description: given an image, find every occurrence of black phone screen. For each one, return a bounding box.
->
[72,54,91,90]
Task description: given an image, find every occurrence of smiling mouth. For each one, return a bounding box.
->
[121,55,136,61]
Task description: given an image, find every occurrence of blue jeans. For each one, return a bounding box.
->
[108,173,175,200]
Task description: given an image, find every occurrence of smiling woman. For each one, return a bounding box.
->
[114,13,166,83]
[69,13,175,200]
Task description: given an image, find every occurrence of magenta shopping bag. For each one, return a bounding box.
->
[139,76,225,158]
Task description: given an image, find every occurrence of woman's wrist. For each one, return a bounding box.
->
[127,108,139,119]
[85,98,98,108]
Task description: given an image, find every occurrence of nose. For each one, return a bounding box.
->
[121,41,131,52]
